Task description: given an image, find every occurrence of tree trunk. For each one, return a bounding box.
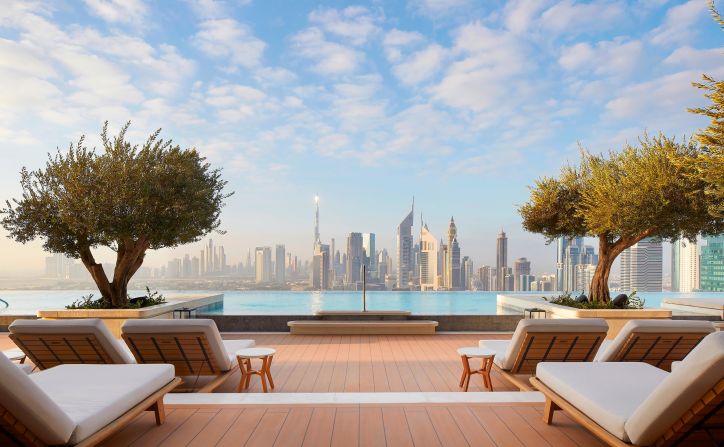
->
[588,235,612,302]
[79,239,149,308]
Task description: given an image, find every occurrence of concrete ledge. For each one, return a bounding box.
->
[498,294,673,339]
[663,298,723,318]
[288,320,438,335]
[201,314,523,332]
[35,294,224,336]
[315,310,411,319]
[0,315,36,332]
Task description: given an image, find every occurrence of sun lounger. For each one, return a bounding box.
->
[121,319,255,392]
[9,318,135,369]
[479,318,608,390]
[0,350,180,446]
[531,331,723,446]
[594,319,715,371]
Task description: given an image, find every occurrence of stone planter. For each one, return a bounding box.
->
[498,294,672,339]
[36,294,224,337]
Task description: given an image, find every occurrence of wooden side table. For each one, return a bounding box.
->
[3,350,27,364]
[457,347,495,392]
[236,348,276,393]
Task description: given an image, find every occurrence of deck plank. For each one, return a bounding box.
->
[359,407,386,447]
[382,407,414,447]
[330,407,360,447]
[187,409,243,447]
[404,407,442,447]
[302,407,336,447]
[273,407,314,447]
[245,409,289,447]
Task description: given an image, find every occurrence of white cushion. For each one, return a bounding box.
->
[537,362,668,442]
[122,319,244,371]
[489,319,608,370]
[478,340,511,369]
[17,363,33,374]
[9,318,135,364]
[223,339,256,364]
[0,351,75,445]
[31,363,175,444]
[625,331,724,446]
[594,319,715,362]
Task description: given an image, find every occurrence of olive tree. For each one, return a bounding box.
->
[519,134,723,303]
[2,122,231,307]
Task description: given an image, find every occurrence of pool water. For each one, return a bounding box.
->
[0,290,722,315]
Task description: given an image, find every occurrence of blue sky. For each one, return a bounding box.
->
[0,0,722,276]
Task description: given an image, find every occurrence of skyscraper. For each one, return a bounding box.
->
[396,200,414,289]
[462,256,473,290]
[496,230,508,290]
[362,233,377,279]
[700,235,724,291]
[311,243,330,290]
[255,246,272,283]
[620,238,662,292]
[275,244,286,284]
[513,257,531,291]
[419,220,438,291]
[346,232,364,285]
[445,217,461,290]
[671,239,699,292]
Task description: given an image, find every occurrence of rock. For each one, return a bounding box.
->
[576,294,588,303]
[612,294,629,308]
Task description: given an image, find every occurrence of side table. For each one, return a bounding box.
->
[457,347,495,392]
[236,348,276,392]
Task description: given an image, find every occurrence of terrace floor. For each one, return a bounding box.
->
[0,332,606,446]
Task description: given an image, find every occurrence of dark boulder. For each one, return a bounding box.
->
[612,294,629,308]
[576,294,588,303]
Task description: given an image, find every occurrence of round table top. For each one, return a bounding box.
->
[3,350,26,361]
[236,348,276,358]
[457,347,495,358]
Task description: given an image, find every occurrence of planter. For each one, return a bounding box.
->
[498,294,672,339]
[36,294,224,337]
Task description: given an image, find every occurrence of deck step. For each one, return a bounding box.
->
[287,320,438,335]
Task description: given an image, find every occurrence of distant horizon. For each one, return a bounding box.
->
[1,0,721,278]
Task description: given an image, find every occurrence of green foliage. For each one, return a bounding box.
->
[519,134,722,244]
[687,2,724,218]
[66,287,166,309]
[2,121,231,307]
[542,291,644,310]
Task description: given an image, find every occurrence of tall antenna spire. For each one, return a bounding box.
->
[314,194,320,246]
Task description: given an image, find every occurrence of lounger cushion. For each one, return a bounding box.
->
[478,340,511,369]
[17,363,33,374]
[482,319,608,370]
[537,362,667,442]
[122,319,242,371]
[31,363,175,444]
[9,318,135,364]
[625,331,724,446]
[0,352,75,445]
[594,319,715,362]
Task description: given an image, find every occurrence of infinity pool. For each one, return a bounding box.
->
[1,290,722,315]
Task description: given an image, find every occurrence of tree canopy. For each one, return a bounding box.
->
[2,122,231,307]
[519,134,723,302]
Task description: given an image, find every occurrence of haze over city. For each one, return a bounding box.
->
[0,0,721,277]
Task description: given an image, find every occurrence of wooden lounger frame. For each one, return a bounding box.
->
[531,377,724,447]
[495,331,606,391]
[122,332,238,393]
[0,377,181,447]
[607,332,708,372]
[9,333,118,370]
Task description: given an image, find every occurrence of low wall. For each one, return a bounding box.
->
[201,313,523,332]
[498,294,673,339]
[0,315,36,332]
[35,294,224,337]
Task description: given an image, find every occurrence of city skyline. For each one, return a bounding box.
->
[0,0,721,277]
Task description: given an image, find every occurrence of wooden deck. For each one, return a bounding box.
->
[1,332,519,392]
[99,404,606,446]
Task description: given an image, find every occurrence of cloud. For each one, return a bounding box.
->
[409,0,472,17]
[83,0,148,25]
[650,0,708,45]
[193,18,266,68]
[392,44,447,85]
[663,46,724,72]
[559,39,643,76]
[206,84,269,122]
[309,6,380,46]
[540,0,626,35]
[431,23,528,111]
[291,27,363,75]
[383,28,425,62]
[503,0,552,34]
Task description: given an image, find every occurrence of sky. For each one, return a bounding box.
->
[0,0,722,277]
